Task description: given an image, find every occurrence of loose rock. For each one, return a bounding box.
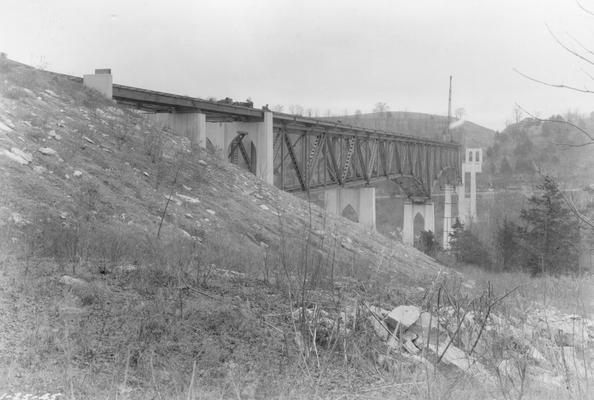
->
[38,147,57,156]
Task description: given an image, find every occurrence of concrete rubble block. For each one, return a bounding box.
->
[385,305,421,331]
[430,341,494,385]
[408,311,451,349]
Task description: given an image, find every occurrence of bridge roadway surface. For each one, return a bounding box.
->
[68,73,462,198]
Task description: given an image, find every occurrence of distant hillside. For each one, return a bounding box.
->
[483,115,594,188]
[325,111,496,149]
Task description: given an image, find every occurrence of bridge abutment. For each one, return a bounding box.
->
[83,69,112,98]
[324,187,376,232]
[402,200,435,246]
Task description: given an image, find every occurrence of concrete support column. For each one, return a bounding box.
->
[402,200,435,246]
[456,184,467,224]
[324,187,376,232]
[151,112,206,147]
[403,200,414,246]
[324,188,340,216]
[424,202,435,234]
[358,187,376,232]
[442,184,453,249]
[83,69,112,98]
[470,169,477,219]
[196,113,206,148]
[256,111,273,185]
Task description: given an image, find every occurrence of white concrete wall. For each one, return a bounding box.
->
[402,200,435,246]
[204,112,273,185]
[324,187,376,231]
[442,184,453,248]
[458,148,482,223]
[151,112,206,146]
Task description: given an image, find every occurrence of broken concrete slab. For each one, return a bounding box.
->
[385,305,421,330]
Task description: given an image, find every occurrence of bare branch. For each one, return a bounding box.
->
[580,67,594,82]
[546,24,594,67]
[576,0,594,16]
[515,103,594,142]
[535,169,594,229]
[514,68,594,94]
[559,188,594,228]
[550,140,594,148]
[567,31,594,60]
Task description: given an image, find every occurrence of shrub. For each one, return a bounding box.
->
[449,218,492,269]
[416,229,439,257]
[495,218,520,271]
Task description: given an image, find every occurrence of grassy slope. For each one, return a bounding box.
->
[0,59,591,400]
[0,58,455,398]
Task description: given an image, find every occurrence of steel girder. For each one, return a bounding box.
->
[273,122,461,198]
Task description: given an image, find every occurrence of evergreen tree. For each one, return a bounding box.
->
[449,218,492,268]
[518,176,581,275]
[500,157,513,175]
[495,218,519,271]
[449,218,465,260]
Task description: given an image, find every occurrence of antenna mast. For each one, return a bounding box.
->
[445,75,452,142]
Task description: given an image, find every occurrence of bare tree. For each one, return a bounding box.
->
[515,1,594,146]
[288,104,304,116]
[373,102,390,114]
[513,105,523,123]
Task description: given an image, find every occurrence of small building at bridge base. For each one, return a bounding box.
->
[324,187,376,232]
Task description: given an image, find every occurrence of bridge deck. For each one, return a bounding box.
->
[65,70,461,197]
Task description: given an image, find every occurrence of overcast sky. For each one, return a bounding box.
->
[1,0,594,130]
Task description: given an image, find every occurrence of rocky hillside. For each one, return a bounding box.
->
[0,58,592,400]
[326,111,496,149]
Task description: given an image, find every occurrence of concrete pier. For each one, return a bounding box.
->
[402,200,435,246]
[458,148,482,223]
[442,184,453,248]
[324,187,376,231]
[151,112,206,147]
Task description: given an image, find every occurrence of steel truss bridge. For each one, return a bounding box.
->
[270,115,460,198]
[109,83,462,199]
